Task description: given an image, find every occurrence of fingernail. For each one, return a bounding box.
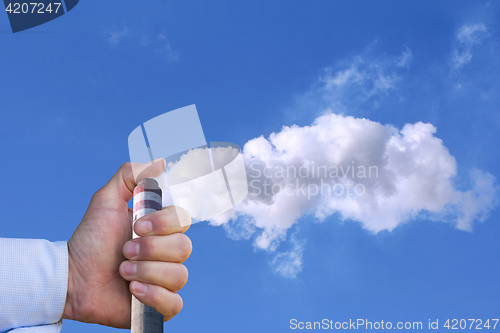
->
[121,262,137,276]
[124,241,140,258]
[136,220,153,235]
[132,281,148,296]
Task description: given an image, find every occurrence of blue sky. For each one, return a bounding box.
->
[1,1,500,332]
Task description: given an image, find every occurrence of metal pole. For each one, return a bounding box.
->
[131,178,164,333]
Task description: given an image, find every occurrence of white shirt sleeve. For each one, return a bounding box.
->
[0,238,68,333]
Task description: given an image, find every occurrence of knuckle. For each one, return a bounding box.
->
[176,206,192,231]
[166,206,191,231]
[120,162,135,178]
[177,265,189,289]
[140,263,154,281]
[167,264,188,292]
[148,286,162,305]
[164,207,180,229]
[121,162,132,170]
[91,189,105,202]
[175,234,192,261]
[157,213,170,233]
[169,294,183,317]
[142,237,158,258]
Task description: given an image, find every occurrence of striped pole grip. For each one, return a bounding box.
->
[131,178,163,333]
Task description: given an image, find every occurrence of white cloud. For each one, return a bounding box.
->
[156,33,180,62]
[107,27,129,46]
[396,47,413,68]
[106,28,180,62]
[270,231,305,279]
[452,169,498,231]
[296,47,411,115]
[205,45,498,278]
[321,58,400,101]
[214,112,497,277]
[451,23,489,72]
[457,23,488,45]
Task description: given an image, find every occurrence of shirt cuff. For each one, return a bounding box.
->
[0,238,68,333]
[6,321,62,333]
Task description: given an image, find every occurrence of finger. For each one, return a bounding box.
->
[120,261,188,293]
[129,281,183,321]
[123,233,192,263]
[134,206,191,237]
[97,159,166,202]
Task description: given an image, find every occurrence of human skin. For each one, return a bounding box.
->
[62,159,192,328]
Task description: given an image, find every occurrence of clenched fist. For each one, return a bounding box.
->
[62,159,192,328]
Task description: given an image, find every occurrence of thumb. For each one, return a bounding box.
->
[99,158,166,202]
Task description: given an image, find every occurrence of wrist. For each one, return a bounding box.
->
[62,241,80,321]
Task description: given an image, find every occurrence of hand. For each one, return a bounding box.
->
[62,160,192,328]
